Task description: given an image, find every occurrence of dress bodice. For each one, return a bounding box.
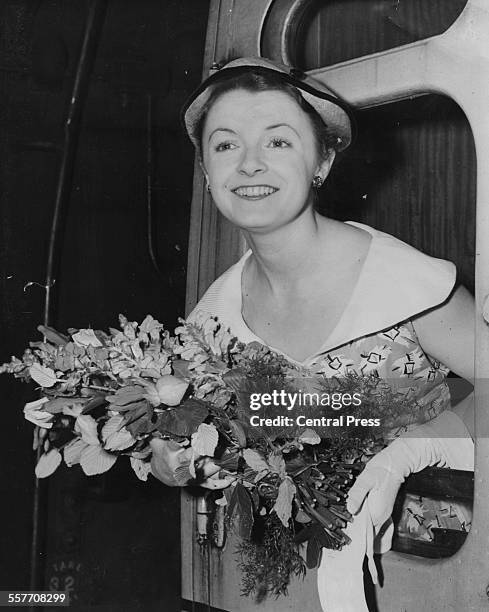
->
[189,221,456,419]
[307,319,452,422]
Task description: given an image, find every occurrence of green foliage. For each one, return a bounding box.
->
[237,513,306,601]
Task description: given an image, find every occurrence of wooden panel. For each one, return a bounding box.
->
[321,95,476,292]
[298,0,468,69]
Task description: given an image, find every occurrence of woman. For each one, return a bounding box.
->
[151,57,475,610]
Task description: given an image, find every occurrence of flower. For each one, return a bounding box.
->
[2,312,435,601]
[72,329,103,348]
[155,374,188,406]
[23,397,53,428]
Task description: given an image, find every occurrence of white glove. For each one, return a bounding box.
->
[346,409,473,528]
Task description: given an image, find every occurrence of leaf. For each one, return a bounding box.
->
[130,457,151,481]
[44,397,86,416]
[272,477,296,527]
[298,428,321,445]
[306,533,323,569]
[101,414,123,435]
[228,420,247,447]
[155,399,208,437]
[294,524,315,545]
[80,394,107,414]
[295,509,312,524]
[155,375,188,406]
[107,385,145,406]
[242,449,269,473]
[63,438,88,466]
[130,448,152,460]
[92,347,110,363]
[173,464,193,485]
[125,406,155,437]
[75,414,99,445]
[172,359,191,379]
[109,399,150,415]
[222,368,246,392]
[102,416,136,451]
[249,487,260,512]
[35,449,62,478]
[54,352,75,372]
[80,445,117,475]
[191,423,219,456]
[188,452,197,479]
[131,339,144,360]
[23,397,53,428]
[139,314,163,340]
[268,452,286,477]
[72,329,103,347]
[121,402,151,425]
[142,383,161,407]
[295,523,332,551]
[29,364,57,388]
[228,482,254,540]
[104,429,135,451]
[37,325,69,346]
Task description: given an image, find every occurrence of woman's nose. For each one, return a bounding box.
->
[238,145,266,176]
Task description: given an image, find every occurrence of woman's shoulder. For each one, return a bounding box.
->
[328,220,458,345]
[186,250,251,324]
[345,220,456,285]
[317,220,458,352]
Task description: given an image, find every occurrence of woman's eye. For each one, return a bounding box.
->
[214,141,237,152]
[268,137,291,149]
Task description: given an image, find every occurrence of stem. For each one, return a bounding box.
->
[111,347,139,366]
[82,385,112,393]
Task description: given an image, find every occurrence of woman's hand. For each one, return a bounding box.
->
[149,438,235,489]
[346,442,406,528]
[347,409,473,527]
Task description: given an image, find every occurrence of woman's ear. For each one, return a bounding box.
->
[199,160,210,187]
[315,149,336,183]
[199,161,211,193]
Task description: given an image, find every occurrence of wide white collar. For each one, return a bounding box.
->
[194,222,456,366]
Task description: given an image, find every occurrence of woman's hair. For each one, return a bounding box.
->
[195,70,339,161]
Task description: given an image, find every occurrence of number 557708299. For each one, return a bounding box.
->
[1,592,68,606]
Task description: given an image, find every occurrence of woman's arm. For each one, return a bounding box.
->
[412,284,475,383]
[412,284,475,435]
[348,285,476,522]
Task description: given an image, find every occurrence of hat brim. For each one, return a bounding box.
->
[182,64,355,152]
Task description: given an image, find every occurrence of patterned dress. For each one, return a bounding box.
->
[189,221,473,543]
[305,320,471,542]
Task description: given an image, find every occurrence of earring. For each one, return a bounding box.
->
[312,175,323,189]
[205,182,211,193]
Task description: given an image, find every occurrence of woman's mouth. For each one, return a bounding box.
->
[231,185,279,200]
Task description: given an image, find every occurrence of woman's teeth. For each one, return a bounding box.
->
[233,186,278,198]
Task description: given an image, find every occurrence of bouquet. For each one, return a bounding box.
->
[1,313,425,599]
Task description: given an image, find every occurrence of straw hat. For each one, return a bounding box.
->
[182,56,354,152]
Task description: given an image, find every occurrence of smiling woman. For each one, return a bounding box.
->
[201,88,335,233]
[151,57,475,611]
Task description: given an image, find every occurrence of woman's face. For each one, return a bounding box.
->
[201,89,334,233]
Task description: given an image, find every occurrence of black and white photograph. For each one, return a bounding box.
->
[0,1,486,610]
